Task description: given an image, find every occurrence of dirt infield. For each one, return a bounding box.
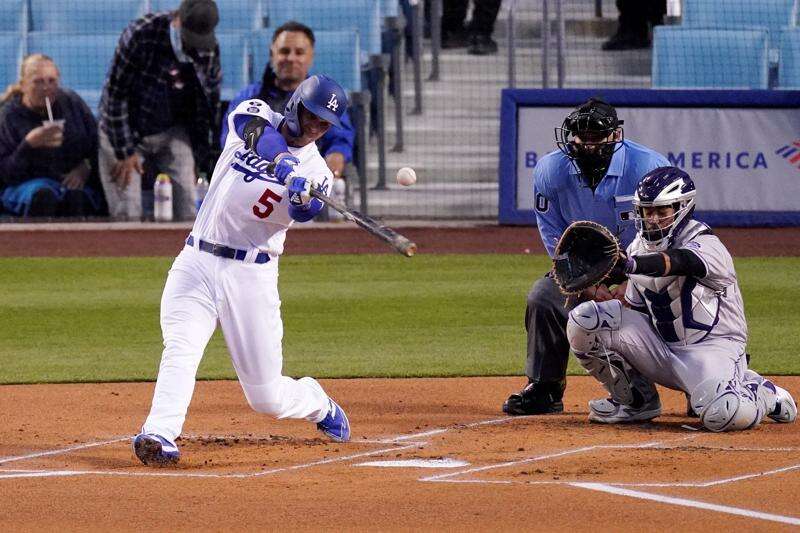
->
[0,225,799,256]
[2,376,800,530]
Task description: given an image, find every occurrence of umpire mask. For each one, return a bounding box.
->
[555,98,623,188]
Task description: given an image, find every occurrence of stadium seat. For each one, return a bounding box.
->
[249,29,362,92]
[682,0,798,32]
[149,0,267,30]
[0,33,24,94]
[652,27,770,89]
[0,0,26,32]
[265,0,381,62]
[26,32,119,113]
[380,0,400,19]
[217,31,250,101]
[778,29,800,88]
[30,0,147,33]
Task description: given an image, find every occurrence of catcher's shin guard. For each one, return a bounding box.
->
[568,300,658,407]
[690,377,765,432]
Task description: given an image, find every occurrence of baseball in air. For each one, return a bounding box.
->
[396,166,417,186]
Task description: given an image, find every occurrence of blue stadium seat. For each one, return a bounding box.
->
[249,29,361,93]
[149,0,267,30]
[0,0,27,32]
[265,0,381,62]
[380,0,400,19]
[30,0,147,33]
[778,29,800,88]
[0,33,24,94]
[682,0,798,31]
[26,32,119,113]
[652,27,770,89]
[218,31,250,101]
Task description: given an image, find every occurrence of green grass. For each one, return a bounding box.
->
[0,255,798,384]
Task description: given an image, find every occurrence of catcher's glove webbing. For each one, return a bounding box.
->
[552,220,623,295]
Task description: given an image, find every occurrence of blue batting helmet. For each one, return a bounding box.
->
[284,75,348,137]
[633,166,697,250]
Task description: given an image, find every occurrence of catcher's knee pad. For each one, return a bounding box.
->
[567,299,622,355]
[691,378,764,432]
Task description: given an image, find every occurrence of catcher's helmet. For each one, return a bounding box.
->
[284,75,348,137]
[633,166,697,251]
[555,98,624,188]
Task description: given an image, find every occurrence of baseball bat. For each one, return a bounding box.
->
[266,163,417,257]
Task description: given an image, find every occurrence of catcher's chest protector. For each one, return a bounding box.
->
[628,220,743,347]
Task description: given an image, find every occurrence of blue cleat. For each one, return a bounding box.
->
[132,433,180,466]
[317,399,351,442]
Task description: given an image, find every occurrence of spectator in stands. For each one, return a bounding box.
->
[222,21,356,214]
[0,54,103,218]
[98,0,221,221]
[603,0,666,50]
[440,1,502,55]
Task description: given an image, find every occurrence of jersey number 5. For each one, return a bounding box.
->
[253,188,283,218]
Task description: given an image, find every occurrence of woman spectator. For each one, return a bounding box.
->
[0,54,103,217]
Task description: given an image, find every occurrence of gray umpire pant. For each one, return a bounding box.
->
[525,273,578,385]
[98,126,197,221]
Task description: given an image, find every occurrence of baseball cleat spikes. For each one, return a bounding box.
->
[132,433,180,466]
[317,399,351,442]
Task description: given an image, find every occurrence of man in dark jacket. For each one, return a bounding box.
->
[98,0,221,221]
[220,21,356,218]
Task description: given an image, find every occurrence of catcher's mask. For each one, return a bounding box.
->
[555,98,623,188]
[284,74,348,138]
[633,166,697,251]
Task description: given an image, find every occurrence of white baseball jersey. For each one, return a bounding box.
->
[192,98,333,256]
[625,219,748,346]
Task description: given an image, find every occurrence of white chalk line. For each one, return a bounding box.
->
[0,438,129,465]
[420,434,800,526]
[420,438,686,482]
[572,482,800,526]
[0,443,421,479]
[378,416,518,443]
[0,417,515,479]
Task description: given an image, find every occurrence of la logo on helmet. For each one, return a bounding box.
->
[326,93,338,112]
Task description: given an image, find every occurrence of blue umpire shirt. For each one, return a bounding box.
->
[534,139,669,257]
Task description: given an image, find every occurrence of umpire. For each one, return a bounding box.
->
[502,98,669,416]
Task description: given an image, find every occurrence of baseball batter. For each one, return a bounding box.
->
[566,166,797,431]
[132,75,351,466]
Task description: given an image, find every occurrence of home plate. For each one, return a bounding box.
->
[355,458,469,469]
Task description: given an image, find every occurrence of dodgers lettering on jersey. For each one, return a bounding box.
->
[191,99,332,256]
[625,219,748,346]
[533,140,669,257]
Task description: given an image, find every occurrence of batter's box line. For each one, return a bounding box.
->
[0,415,539,480]
[419,437,691,483]
[0,419,507,479]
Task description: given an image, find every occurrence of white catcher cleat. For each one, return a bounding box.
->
[588,396,662,424]
[768,385,797,423]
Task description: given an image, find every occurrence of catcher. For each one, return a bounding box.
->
[564,166,796,430]
[503,98,669,416]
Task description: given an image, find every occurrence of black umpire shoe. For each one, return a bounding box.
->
[503,380,565,415]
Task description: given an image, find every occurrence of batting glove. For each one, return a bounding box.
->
[273,155,300,184]
[287,176,312,206]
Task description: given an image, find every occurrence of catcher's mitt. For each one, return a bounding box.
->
[551,220,623,295]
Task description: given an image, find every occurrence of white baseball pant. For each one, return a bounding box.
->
[141,245,329,441]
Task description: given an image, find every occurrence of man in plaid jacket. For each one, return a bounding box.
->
[98,0,221,221]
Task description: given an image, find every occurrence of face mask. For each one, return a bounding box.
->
[572,143,615,188]
[170,25,191,63]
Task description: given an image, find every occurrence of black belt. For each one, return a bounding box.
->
[186,235,270,264]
